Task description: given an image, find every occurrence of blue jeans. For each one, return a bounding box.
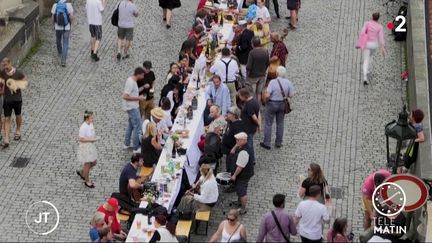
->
[247,133,255,163]
[124,108,142,150]
[56,30,70,65]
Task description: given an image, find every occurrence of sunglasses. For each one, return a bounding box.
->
[227,217,236,222]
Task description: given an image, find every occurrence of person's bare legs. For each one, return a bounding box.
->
[90,37,96,53]
[94,40,100,55]
[4,117,10,145]
[163,9,167,20]
[82,161,96,185]
[166,9,172,26]
[240,195,248,209]
[117,38,124,55]
[124,40,131,55]
[290,10,297,27]
[15,114,22,136]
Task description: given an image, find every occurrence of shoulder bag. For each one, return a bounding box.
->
[271,211,290,243]
[276,79,292,114]
[111,2,120,26]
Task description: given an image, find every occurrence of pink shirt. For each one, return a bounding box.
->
[361,169,391,198]
[360,20,385,47]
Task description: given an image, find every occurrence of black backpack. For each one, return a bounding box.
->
[111,3,120,26]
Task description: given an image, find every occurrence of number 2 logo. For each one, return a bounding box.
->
[395,16,406,32]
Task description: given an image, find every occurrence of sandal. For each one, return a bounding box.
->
[13,134,21,141]
[76,170,85,180]
[2,143,9,149]
[84,182,95,188]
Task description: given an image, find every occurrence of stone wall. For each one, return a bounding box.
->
[0,1,39,66]
[406,0,432,241]
[36,0,56,18]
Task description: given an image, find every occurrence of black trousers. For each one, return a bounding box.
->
[265,0,280,17]
[300,236,322,243]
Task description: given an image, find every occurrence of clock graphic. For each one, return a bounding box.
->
[372,182,407,217]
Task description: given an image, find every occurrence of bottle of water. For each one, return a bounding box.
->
[169,159,175,177]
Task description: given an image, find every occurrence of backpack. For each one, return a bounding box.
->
[111,3,120,27]
[54,1,69,28]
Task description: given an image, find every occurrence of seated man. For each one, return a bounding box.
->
[207,105,228,132]
[204,75,231,125]
[177,164,219,213]
[97,198,127,241]
[119,153,145,201]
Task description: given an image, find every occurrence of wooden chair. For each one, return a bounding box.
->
[176,220,193,242]
[194,211,211,235]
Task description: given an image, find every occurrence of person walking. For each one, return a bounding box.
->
[246,37,269,104]
[298,163,330,204]
[86,0,106,62]
[116,0,138,60]
[265,0,280,18]
[0,58,26,148]
[76,110,98,188]
[286,0,300,29]
[238,88,261,163]
[260,66,293,149]
[51,0,75,67]
[257,194,297,242]
[210,209,247,242]
[209,48,239,107]
[122,67,146,153]
[158,0,181,29]
[356,12,385,85]
[295,185,332,243]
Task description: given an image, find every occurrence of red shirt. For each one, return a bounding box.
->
[361,169,391,198]
[197,0,206,10]
[97,205,121,234]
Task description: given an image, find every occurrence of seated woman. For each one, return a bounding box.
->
[165,62,180,83]
[89,212,106,243]
[141,123,162,168]
[177,164,219,213]
[159,75,180,106]
[149,215,178,243]
[167,83,184,122]
[160,97,173,130]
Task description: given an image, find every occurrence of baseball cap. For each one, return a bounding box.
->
[107,197,119,211]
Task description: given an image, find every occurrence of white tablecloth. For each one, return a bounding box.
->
[126,80,206,242]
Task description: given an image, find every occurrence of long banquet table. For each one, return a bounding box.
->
[126,79,206,242]
[126,19,235,242]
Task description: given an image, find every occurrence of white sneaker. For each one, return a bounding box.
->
[123,145,131,149]
[133,148,141,154]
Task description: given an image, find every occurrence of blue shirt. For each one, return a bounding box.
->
[89,227,100,243]
[266,78,294,101]
[205,83,231,115]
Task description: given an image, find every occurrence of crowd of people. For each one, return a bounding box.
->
[55,0,428,242]
[0,0,426,242]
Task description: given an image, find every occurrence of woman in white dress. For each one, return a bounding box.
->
[210,209,247,242]
[76,110,98,188]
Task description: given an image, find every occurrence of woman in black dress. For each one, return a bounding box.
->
[167,83,184,122]
[141,123,162,168]
[159,0,181,29]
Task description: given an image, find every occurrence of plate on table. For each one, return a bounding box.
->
[175,129,189,138]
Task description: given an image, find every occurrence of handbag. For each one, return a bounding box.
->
[276,79,292,114]
[111,3,120,26]
[355,26,368,49]
[271,211,290,243]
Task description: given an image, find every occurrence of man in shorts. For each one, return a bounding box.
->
[116,0,138,60]
[361,169,391,229]
[86,0,106,62]
[228,132,255,215]
[0,58,26,148]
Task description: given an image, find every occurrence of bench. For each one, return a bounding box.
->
[194,211,211,235]
[176,220,193,242]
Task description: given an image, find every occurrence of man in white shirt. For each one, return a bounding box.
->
[295,185,332,243]
[122,67,146,153]
[256,0,271,23]
[210,48,239,106]
[51,0,75,67]
[86,0,106,61]
[117,0,138,60]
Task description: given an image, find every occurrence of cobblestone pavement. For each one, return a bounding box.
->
[0,0,406,241]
